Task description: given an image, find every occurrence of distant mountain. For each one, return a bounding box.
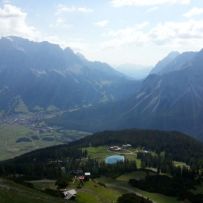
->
[51,49,203,140]
[150,51,180,75]
[0,36,138,113]
[116,64,152,80]
[114,49,203,139]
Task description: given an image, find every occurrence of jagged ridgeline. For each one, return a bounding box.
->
[0,36,138,113]
[1,36,203,140]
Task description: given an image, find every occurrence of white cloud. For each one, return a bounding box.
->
[151,20,203,42]
[56,4,93,15]
[145,6,159,13]
[0,3,93,59]
[94,20,109,27]
[183,7,203,18]
[102,22,149,48]
[49,17,72,30]
[102,20,203,50]
[0,4,40,40]
[0,4,72,49]
[111,0,191,7]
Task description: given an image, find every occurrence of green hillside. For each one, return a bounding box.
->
[0,129,202,203]
[0,178,67,203]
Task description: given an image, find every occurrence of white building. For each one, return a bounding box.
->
[63,189,77,200]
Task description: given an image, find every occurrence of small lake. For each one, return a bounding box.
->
[105,155,125,164]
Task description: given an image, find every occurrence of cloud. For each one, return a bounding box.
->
[151,20,203,42]
[0,4,70,47]
[145,6,159,13]
[56,4,93,15]
[94,20,109,27]
[183,7,203,18]
[0,3,93,58]
[0,4,40,40]
[111,0,191,7]
[49,17,72,30]
[102,22,149,48]
[102,20,203,49]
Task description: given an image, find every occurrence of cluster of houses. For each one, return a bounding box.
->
[1,112,61,135]
[61,170,91,200]
[108,144,132,151]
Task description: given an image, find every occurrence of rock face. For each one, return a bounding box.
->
[0,36,137,113]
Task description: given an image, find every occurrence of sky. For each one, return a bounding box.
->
[1,0,203,67]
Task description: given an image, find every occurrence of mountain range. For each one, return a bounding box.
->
[1,36,203,140]
[51,49,203,140]
[0,36,138,114]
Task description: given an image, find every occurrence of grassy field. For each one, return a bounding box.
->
[85,146,142,168]
[30,178,122,203]
[29,172,188,203]
[0,155,199,203]
[28,147,201,203]
[85,146,113,161]
[0,135,200,203]
[96,173,183,203]
[76,181,121,203]
[83,146,201,203]
[85,146,192,172]
[0,124,89,161]
[116,171,153,181]
[0,179,68,203]
[30,180,57,191]
[30,176,184,203]
[173,161,190,169]
[0,124,35,160]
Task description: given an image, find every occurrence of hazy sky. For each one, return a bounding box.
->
[1,0,203,66]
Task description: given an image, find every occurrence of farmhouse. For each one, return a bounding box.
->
[62,189,77,200]
[84,172,91,180]
[85,172,91,176]
[109,146,122,151]
[143,150,150,153]
[78,175,85,181]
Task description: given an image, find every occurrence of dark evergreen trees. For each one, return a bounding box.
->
[117,193,152,203]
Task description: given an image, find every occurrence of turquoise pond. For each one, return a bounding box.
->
[105,155,125,164]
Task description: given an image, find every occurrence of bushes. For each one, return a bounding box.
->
[117,193,152,203]
[129,174,198,197]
